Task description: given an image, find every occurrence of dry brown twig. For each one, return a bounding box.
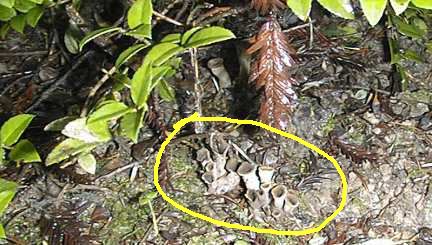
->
[247,18,298,130]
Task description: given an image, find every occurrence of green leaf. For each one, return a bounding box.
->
[317,0,355,19]
[126,24,151,39]
[145,42,184,66]
[131,60,152,108]
[0,0,15,8]
[0,5,16,21]
[0,224,5,239]
[25,6,43,27]
[359,0,388,26]
[181,27,202,45]
[9,139,41,163]
[115,43,149,68]
[412,0,432,9]
[157,79,175,102]
[184,26,236,49]
[14,0,36,13]
[0,23,10,39]
[10,14,26,33]
[127,0,153,29]
[120,108,145,143]
[390,0,411,15]
[79,27,122,51]
[27,0,43,3]
[0,178,17,215]
[286,0,312,21]
[87,101,132,125]
[0,148,5,165]
[64,25,81,54]
[0,114,34,147]
[77,153,97,174]
[86,120,112,142]
[152,66,172,85]
[45,138,98,166]
[392,16,426,39]
[161,33,181,43]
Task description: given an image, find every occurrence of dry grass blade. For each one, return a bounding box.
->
[247,18,298,130]
[250,0,286,14]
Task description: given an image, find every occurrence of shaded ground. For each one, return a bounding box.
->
[1,0,432,244]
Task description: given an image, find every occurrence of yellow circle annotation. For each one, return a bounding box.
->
[153,113,348,236]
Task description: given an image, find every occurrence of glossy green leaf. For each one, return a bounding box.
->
[9,139,41,163]
[115,43,149,68]
[45,138,98,166]
[120,108,145,143]
[10,14,26,33]
[77,153,97,174]
[317,0,354,19]
[25,6,43,27]
[158,80,175,102]
[0,5,16,21]
[390,0,411,15]
[145,42,184,66]
[27,0,43,3]
[152,66,172,85]
[14,0,36,13]
[79,27,122,51]
[87,101,132,125]
[127,0,153,29]
[184,26,236,48]
[359,0,388,26]
[161,33,181,43]
[64,25,81,54]
[181,27,202,45]
[131,60,152,108]
[412,0,432,9]
[0,114,34,147]
[286,0,312,21]
[0,0,15,8]
[0,23,10,39]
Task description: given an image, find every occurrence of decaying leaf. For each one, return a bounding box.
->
[247,19,298,130]
[250,0,286,14]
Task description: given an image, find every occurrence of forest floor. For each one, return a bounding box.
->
[0,0,432,244]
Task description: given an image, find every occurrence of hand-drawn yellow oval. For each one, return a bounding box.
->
[153,112,348,236]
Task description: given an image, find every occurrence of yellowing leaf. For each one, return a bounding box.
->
[359,0,388,26]
[286,0,312,21]
[77,153,97,174]
[46,139,97,166]
[317,0,354,19]
[127,0,153,29]
[412,0,432,9]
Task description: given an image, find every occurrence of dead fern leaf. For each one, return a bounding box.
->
[247,18,298,130]
[250,0,286,14]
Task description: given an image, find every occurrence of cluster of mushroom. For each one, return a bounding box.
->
[198,143,299,222]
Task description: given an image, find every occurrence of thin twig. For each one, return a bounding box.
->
[0,50,49,57]
[95,160,142,182]
[189,48,205,133]
[153,10,184,26]
[80,66,117,117]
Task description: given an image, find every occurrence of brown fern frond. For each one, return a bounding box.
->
[250,0,286,14]
[247,19,298,130]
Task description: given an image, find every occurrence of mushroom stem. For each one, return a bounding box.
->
[237,162,260,190]
[271,185,287,209]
